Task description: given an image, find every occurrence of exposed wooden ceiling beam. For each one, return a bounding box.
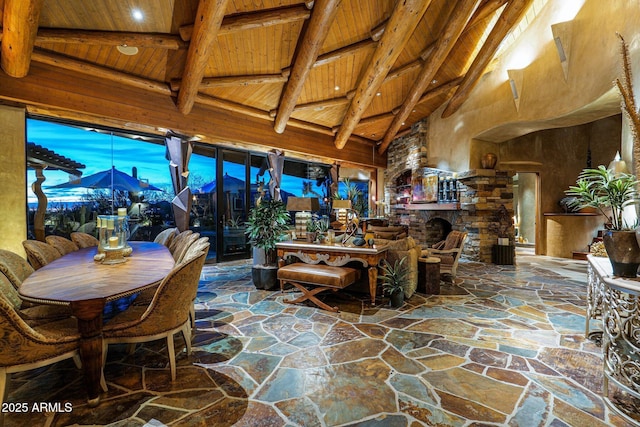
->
[378,0,479,154]
[286,56,421,116]
[274,0,341,134]
[179,4,311,41]
[176,0,229,115]
[31,48,171,95]
[1,0,44,77]
[442,0,534,118]
[466,0,508,32]
[416,75,464,104]
[171,72,288,91]
[312,37,375,68]
[34,29,185,50]
[333,0,432,149]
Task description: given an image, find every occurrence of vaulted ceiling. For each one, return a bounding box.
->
[0,0,539,168]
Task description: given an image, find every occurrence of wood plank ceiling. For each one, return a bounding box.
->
[0,0,535,168]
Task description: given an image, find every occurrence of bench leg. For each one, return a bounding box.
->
[282,280,340,312]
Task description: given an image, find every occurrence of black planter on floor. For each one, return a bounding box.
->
[251,265,279,290]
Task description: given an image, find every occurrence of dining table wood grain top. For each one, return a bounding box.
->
[18,240,175,406]
[20,241,175,305]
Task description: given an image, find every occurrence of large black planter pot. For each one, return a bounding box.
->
[603,230,640,277]
[251,267,265,289]
[389,291,404,308]
[251,265,279,290]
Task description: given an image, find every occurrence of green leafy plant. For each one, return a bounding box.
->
[245,199,291,265]
[306,218,318,233]
[565,165,639,230]
[380,256,409,296]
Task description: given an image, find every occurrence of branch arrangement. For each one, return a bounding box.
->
[615,33,640,176]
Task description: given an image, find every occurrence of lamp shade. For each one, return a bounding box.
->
[286,197,320,212]
[332,199,352,210]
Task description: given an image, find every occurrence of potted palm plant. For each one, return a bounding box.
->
[245,198,291,289]
[380,256,409,308]
[566,165,640,277]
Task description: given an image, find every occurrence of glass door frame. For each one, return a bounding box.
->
[216,148,251,262]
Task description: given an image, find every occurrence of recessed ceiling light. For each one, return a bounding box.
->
[117,45,139,55]
[334,86,340,91]
[431,79,437,84]
[376,92,381,96]
[132,9,144,21]
[401,122,405,125]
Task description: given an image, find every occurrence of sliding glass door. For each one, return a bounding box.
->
[217,149,250,262]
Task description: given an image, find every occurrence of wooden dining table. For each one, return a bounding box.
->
[19,241,175,406]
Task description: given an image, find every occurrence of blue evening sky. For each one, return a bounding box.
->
[26,119,317,205]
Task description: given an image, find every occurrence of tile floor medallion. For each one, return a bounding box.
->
[3,250,640,426]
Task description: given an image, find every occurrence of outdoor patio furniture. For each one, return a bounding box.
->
[102,251,207,383]
[0,295,81,410]
[46,235,79,256]
[22,240,62,270]
[70,232,99,249]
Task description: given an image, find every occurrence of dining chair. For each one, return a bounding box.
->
[131,238,209,327]
[0,273,72,325]
[45,235,79,256]
[70,232,99,249]
[0,296,81,410]
[179,238,210,328]
[167,230,193,254]
[0,249,34,290]
[171,232,200,263]
[153,227,179,247]
[22,240,62,270]
[102,251,207,382]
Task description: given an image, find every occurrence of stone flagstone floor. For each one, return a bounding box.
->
[3,249,639,426]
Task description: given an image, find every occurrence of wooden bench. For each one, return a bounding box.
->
[278,263,360,312]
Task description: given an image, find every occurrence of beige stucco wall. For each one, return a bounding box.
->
[0,105,27,257]
[426,0,640,172]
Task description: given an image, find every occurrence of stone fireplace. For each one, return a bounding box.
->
[384,121,515,264]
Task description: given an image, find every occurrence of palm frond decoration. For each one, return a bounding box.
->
[615,33,640,176]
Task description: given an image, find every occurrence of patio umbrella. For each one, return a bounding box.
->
[196,173,245,194]
[50,166,162,193]
[50,166,162,213]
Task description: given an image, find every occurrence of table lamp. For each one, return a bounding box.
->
[286,197,320,239]
[332,199,352,229]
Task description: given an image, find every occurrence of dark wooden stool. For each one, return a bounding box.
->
[418,257,441,295]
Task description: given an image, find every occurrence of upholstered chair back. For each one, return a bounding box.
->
[70,232,99,249]
[104,251,206,338]
[153,227,179,247]
[22,240,61,270]
[45,235,79,256]
[171,232,200,263]
[0,249,34,289]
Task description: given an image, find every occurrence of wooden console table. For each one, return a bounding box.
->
[276,240,388,306]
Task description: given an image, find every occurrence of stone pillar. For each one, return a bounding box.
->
[458,169,515,263]
[0,105,28,256]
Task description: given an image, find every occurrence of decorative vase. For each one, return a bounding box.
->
[481,153,498,169]
[389,291,404,308]
[603,230,640,277]
[306,232,317,243]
